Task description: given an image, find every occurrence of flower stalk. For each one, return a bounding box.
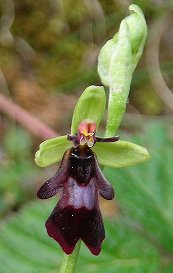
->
[59,241,81,273]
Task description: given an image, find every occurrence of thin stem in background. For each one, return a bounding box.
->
[0,93,57,140]
[146,14,173,113]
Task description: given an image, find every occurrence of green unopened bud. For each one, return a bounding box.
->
[98,4,147,136]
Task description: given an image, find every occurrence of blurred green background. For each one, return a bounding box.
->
[0,0,173,272]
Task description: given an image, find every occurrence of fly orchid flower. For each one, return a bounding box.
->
[37,119,119,255]
[35,85,149,256]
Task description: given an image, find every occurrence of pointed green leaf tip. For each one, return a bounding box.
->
[35,135,71,167]
[93,141,150,168]
[71,85,106,134]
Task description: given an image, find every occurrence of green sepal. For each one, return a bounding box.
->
[71,85,106,134]
[35,135,71,167]
[93,140,150,168]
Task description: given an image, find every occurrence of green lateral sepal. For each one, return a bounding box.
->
[35,135,71,167]
[93,140,150,168]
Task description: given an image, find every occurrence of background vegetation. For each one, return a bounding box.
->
[0,0,173,272]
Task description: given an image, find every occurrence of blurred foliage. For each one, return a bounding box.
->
[0,127,41,217]
[0,122,173,272]
[0,0,173,117]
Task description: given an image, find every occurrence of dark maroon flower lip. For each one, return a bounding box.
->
[37,145,115,255]
[46,205,104,255]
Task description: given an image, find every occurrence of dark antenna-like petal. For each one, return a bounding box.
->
[94,155,114,200]
[95,136,119,142]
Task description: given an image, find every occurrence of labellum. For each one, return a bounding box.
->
[37,120,119,255]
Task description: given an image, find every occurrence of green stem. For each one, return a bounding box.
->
[59,241,81,273]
